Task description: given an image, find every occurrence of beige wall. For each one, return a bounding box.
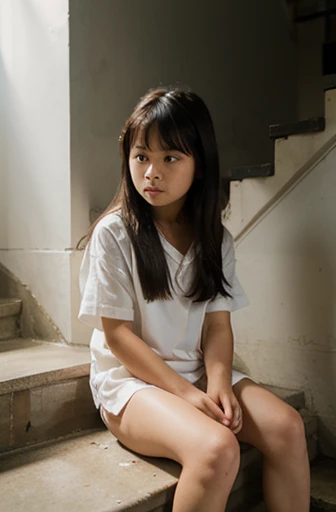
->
[0,0,72,339]
[232,136,336,455]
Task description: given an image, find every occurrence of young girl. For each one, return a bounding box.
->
[77,87,310,512]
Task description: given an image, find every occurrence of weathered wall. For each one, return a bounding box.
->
[232,137,336,456]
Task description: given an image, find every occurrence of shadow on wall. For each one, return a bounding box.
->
[0,262,66,343]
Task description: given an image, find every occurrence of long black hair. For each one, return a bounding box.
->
[77,86,232,303]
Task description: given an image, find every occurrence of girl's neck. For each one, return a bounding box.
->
[151,197,192,226]
[153,207,191,228]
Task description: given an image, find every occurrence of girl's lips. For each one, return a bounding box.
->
[144,188,163,194]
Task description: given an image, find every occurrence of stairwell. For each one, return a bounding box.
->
[1,0,335,508]
[1,92,336,511]
[1,84,336,511]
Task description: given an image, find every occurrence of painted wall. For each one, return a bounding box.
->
[232,139,336,455]
[0,0,71,339]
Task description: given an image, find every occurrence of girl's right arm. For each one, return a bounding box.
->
[102,316,227,424]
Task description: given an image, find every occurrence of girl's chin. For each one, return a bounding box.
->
[142,193,165,202]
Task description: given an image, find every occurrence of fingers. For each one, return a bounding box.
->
[220,394,243,433]
[231,418,243,434]
[204,397,227,424]
[231,403,243,434]
[193,390,242,430]
[231,402,240,425]
[222,395,233,423]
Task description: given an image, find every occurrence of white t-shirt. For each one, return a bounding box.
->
[78,211,249,414]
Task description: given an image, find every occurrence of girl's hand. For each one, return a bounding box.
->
[207,385,243,434]
[180,387,229,425]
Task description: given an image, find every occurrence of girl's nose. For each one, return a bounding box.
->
[144,163,161,180]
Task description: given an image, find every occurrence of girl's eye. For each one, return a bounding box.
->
[136,154,147,162]
[164,155,179,163]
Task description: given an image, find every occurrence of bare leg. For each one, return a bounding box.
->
[233,379,310,512]
[101,388,240,512]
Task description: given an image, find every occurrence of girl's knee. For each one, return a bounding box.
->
[208,428,240,462]
[268,405,306,454]
[186,426,240,480]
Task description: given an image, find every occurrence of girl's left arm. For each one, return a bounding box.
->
[201,310,243,434]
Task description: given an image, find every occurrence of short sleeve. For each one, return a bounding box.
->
[205,228,249,313]
[78,222,135,331]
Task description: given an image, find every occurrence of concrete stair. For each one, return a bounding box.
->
[0,376,319,512]
[225,88,336,241]
[0,338,101,452]
[0,297,331,512]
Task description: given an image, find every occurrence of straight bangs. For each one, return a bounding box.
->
[127,96,203,163]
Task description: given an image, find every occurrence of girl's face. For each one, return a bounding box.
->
[129,128,196,222]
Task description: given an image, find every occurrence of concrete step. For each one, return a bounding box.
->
[0,386,318,512]
[0,338,309,457]
[0,338,101,452]
[269,116,325,140]
[0,429,178,512]
[311,457,336,511]
[0,298,22,340]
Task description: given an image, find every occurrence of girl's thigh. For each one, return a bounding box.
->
[101,388,238,466]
